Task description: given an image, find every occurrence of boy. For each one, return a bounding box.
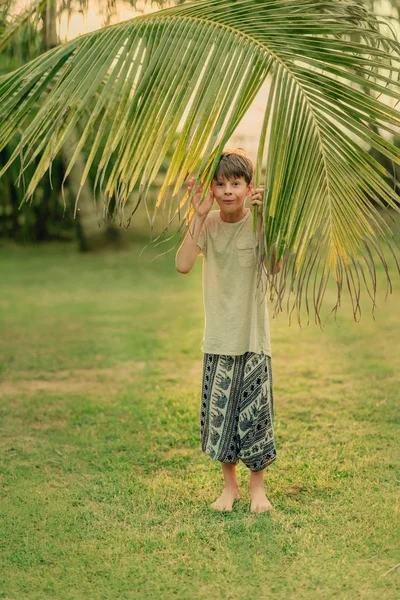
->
[175,149,282,514]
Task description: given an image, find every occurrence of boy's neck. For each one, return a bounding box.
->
[219,207,248,223]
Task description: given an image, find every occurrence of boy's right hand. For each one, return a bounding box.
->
[188,177,214,218]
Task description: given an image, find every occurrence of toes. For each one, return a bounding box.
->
[250,502,272,513]
[210,492,239,511]
[211,504,232,512]
[210,499,234,512]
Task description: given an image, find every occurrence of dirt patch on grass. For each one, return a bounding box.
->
[0,361,146,398]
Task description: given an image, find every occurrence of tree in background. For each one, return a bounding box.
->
[0,0,181,248]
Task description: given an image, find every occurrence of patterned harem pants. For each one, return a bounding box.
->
[200,352,277,472]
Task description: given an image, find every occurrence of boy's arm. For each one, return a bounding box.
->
[264,241,283,275]
[175,178,214,274]
[175,213,206,274]
[259,218,283,275]
[252,187,283,275]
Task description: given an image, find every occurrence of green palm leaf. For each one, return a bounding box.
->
[1,0,400,323]
[0,0,47,54]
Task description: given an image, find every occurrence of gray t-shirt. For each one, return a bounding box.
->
[197,208,271,357]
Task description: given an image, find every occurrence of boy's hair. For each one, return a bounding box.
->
[213,148,253,186]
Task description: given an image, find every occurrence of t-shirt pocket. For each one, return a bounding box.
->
[236,240,258,268]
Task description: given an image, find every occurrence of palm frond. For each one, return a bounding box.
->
[0,0,47,54]
[1,0,400,323]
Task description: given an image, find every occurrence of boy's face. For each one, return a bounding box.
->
[211,176,252,216]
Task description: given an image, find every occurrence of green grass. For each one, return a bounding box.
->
[0,239,399,600]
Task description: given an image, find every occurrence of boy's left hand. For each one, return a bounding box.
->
[250,185,264,218]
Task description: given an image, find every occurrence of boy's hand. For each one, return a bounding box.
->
[188,177,214,218]
[269,241,284,274]
[250,185,264,218]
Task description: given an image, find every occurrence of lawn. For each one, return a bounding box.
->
[0,237,399,600]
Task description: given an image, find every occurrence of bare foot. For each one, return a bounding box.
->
[250,486,272,513]
[210,487,240,512]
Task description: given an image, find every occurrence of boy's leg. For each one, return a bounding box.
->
[233,352,275,512]
[210,461,240,512]
[249,468,272,513]
[200,353,243,511]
